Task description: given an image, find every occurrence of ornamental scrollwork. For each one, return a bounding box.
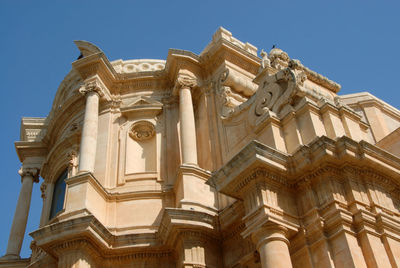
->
[129,121,155,141]
[176,72,197,89]
[18,167,40,183]
[254,61,307,117]
[79,80,105,97]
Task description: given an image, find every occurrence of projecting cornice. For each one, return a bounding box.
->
[164,49,203,88]
[15,141,47,164]
[71,51,117,94]
[209,136,400,199]
[30,215,167,259]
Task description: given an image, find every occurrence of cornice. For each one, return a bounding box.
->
[164,49,202,86]
[340,92,400,121]
[14,141,48,163]
[291,59,341,93]
[72,52,117,91]
[158,208,219,247]
[66,172,166,202]
[209,136,400,198]
[30,215,167,258]
[175,164,212,181]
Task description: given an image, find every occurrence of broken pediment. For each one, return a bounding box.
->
[120,96,163,117]
[74,40,103,58]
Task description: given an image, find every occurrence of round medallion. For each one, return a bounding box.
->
[129,121,155,141]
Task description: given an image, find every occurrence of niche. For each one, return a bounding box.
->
[125,120,156,174]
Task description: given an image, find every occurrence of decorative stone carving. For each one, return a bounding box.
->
[288,59,307,87]
[129,121,155,141]
[268,47,290,70]
[253,61,307,117]
[176,72,198,89]
[67,150,78,177]
[260,49,271,69]
[18,167,39,183]
[111,59,166,74]
[79,80,104,97]
[216,69,249,119]
[40,182,47,199]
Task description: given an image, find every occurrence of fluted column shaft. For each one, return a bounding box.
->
[253,225,293,268]
[179,86,198,165]
[78,83,102,174]
[3,168,38,259]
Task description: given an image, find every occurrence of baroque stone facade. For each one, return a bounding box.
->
[1,27,400,268]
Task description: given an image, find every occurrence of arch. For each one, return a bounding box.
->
[49,169,68,219]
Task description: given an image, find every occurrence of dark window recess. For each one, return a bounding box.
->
[49,169,68,219]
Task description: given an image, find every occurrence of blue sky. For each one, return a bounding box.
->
[0,1,399,258]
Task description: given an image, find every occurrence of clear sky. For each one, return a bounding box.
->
[0,0,399,258]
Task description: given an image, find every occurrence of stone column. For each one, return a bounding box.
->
[252,224,293,268]
[78,82,103,174]
[176,73,198,166]
[2,168,39,260]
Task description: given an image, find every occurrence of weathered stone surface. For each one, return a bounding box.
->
[3,27,400,268]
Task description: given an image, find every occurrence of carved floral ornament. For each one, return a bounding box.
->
[176,72,197,89]
[129,121,155,141]
[79,80,105,97]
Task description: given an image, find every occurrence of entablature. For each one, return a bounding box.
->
[210,136,400,199]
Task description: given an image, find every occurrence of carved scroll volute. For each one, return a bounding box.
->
[175,70,198,93]
[216,69,235,118]
[254,65,306,117]
[79,80,105,97]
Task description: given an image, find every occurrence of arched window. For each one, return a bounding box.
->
[49,169,68,219]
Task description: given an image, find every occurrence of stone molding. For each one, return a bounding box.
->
[211,136,400,198]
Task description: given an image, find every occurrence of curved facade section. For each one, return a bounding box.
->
[2,27,400,268]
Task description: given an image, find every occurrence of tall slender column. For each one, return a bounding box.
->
[176,73,198,166]
[78,82,103,174]
[252,224,293,268]
[2,168,39,260]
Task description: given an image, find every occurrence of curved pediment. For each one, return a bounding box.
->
[74,40,103,57]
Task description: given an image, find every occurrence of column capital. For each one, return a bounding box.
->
[79,81,105,97]
[173,71,198,95]
[18,167,39,183]
[252,223,290,249]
